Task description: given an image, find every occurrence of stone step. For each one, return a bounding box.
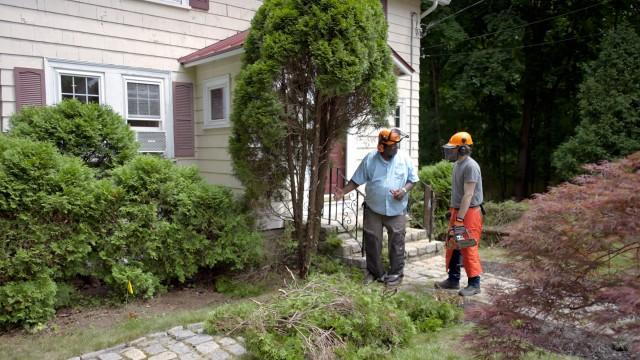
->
[340,240,445,269]
[334,227,429,257]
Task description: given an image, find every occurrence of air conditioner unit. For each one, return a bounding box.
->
[135,131,166,153]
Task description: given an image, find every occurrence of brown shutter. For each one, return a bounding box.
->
[14,67,45,112]
[173,82,194,157]
[189,0,209,11]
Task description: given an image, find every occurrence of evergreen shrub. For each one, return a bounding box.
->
[0,276,57,330]
[0,136,104,328]
[97,155,263,297]
[9,99,138,172]
[205,273,461,359]
[409,160,453,238]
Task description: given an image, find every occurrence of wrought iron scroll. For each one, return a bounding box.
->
[323,167,365,256]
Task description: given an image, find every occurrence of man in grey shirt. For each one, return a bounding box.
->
[435,131,484,296]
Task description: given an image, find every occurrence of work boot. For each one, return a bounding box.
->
[458,284,481,296]
[434,278,460,290]
[385,274,403,286]
[363,271,385,285]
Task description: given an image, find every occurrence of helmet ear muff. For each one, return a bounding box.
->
[458,145,470,156]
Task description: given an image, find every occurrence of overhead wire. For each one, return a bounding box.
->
[421,0,608,51]
[422,30,606,60]
[422,0,486,35]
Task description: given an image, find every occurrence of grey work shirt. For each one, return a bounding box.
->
[450,156,483,208]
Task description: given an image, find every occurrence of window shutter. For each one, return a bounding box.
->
[14,67,45,112]
[173,82,194,157]
[189,0,209,11]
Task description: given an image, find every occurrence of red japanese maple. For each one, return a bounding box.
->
[469,152,640,358]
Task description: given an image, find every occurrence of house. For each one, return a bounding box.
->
[0,0,421,204]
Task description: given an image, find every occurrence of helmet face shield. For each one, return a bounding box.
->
[442,145,459,162]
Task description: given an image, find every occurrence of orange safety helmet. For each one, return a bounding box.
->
[446,131,473,146]
[378,128,408,152]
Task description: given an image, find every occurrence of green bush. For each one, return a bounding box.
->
[9,100,138,172]
[206,273,461,359]
[409,161,454,239]
[0,136,105,328]
[96,155,263,297]
[0,136,102,283]
[482,200,528,227]
[0,276,57,330]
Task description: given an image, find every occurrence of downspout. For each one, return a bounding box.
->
[421,0,439,20]
[409,11,418,156]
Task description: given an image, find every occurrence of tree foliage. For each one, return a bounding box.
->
[552,22,640,180]
[419,0,638,199]
[469,152,640,357]
[8,100,138,173]
[230,0,396,277]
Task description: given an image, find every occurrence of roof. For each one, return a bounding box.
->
[178,30,415,74]
[178,30,249,65]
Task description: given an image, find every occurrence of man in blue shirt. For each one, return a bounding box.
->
[334,128,419,286]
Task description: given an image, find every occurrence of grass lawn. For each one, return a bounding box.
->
[0,301,219,360]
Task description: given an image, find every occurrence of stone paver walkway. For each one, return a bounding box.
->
[71,323,246,360]
[70,252,516,360]
[400,253,517,303]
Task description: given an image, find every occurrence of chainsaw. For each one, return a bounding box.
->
[445,226,477,250]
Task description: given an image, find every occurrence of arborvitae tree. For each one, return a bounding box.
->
[229,0,396,277]
[552,22,640,180]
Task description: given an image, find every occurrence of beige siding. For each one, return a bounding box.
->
[191,55,242,190]
[0,0,260,131]
[347,0,421,177]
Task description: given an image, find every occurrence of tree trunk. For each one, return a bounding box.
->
[515,5,549,200]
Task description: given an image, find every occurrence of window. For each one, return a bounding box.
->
[390,99,406,130]
[45,59,174,157]
[203,75,230,129]
[61,75,100,103]
[394,105,401,128]
[125,77,164,130]
[58,73,102,104]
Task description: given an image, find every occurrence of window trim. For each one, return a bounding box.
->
[140,0,190,9]
[203,74,231,129]
[54,69,105,105]
[123,75,165,132]
[390,98,407,130]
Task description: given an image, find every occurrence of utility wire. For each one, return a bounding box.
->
[422,1,608,50]
[422,0,486,35]
[422,30,605,59]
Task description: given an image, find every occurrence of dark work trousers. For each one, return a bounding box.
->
[363,205,407,279]
[448,249,462,282]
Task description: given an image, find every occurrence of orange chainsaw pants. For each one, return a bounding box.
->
[446,207,483,278]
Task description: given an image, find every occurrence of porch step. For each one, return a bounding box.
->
[334,227,428,257]
[341,240,446,269]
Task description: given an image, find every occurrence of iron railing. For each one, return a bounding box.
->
[322,167,437,256]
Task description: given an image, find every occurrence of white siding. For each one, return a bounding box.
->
[0,0,260,131]
[346,0,421,181]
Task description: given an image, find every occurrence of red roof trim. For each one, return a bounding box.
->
[178,30,249,65]
[390,47,415,73]
[178,29,415,74]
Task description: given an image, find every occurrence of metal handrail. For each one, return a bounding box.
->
[323,168,365,256]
